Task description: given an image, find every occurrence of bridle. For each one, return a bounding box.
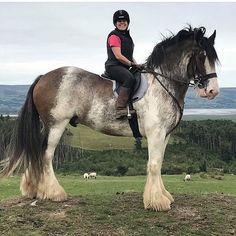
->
[143,49,217,88]
[141,48,218,135]
[188,49,217,89]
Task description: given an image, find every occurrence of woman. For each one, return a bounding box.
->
[105,10,141,119]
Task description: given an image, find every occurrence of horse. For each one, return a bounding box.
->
[1,26,219,211]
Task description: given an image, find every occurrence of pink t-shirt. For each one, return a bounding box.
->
[108,35,121,47]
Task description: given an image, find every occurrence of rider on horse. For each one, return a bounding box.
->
[105,10,142,119]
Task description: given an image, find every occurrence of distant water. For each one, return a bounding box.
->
[184,109,236,116]
[3,109,236,118]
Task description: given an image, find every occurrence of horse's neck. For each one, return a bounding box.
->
[157,55,190,101]
[144,66,189,109]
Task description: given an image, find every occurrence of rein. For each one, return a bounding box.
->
[142,65,217,134]
[142,68,184,135]
[143,67,189,85]
[141,49,217,134]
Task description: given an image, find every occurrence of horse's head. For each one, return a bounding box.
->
[187,27,220,100]
[146,26,220,100]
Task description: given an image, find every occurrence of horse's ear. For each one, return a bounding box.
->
[208,30,216,45]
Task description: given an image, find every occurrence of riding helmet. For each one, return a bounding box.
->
[113,10,130,25]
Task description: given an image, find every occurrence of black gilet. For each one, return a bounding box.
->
[105,28,134,68]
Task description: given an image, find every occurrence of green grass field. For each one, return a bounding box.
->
[1,174,235,200]
[0,174,235,236]
[68,124,148,150]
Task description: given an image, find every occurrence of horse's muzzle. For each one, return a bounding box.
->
[207,88,219,100]
[197,87,219,100]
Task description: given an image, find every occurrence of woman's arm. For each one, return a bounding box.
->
[111,47,132,66]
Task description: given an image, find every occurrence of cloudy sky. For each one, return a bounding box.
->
[0,2,235,87]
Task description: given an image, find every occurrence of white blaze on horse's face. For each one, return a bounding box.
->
[197,57,220,100]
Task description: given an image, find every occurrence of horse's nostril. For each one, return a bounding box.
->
[209,89,218,95]
[207,89,219,99]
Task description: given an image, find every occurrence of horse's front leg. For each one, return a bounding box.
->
[143,131,173,211]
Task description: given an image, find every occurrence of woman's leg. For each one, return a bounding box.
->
[106,65,135,88]
[106,66,135,118]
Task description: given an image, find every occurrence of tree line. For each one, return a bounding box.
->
[0,116,235,175]
[174,120,236,164]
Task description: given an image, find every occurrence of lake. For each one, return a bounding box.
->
[184,109,236,115]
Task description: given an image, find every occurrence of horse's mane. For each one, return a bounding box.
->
[146,25,219,69]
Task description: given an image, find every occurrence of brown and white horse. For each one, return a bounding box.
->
[1,26,219,211]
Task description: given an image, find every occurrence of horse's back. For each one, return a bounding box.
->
[32,66,113,125]
[34,66,112,97]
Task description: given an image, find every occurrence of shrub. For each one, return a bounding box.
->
[199,172,208,179]
[116,165,128,176]
[126,167,138,176]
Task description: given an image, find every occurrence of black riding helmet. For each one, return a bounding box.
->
[113,10,130,25]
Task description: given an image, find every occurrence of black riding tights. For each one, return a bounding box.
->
[106,65,135,89]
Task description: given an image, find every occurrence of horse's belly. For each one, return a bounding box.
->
[81,120,133,137]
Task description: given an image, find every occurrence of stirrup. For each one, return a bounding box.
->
[115,107,136,119]
[127,106,133,119]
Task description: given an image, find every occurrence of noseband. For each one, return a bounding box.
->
[189,50,217,89]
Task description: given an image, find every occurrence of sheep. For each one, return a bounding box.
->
[83,173,89,180]
[89,172,97,179]
[184,174,191,181]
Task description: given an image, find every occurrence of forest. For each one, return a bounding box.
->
[0,116,235,175]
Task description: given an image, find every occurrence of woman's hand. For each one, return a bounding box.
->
[131,62,144,70]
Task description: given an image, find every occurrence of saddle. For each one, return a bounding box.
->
[101,68,148,142]
[101,67,148,103]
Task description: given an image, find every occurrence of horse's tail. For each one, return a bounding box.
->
[1,75,47,180]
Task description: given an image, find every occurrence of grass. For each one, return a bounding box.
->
[0,174,235,235]
[68,125,148,150]
[1,174,236,200]
[67,125,183,150]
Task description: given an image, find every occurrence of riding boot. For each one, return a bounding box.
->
[115,86,136,119]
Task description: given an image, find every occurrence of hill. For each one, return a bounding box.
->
[0,85,236,115]
[0,85,29,114]
[185,87,236,109]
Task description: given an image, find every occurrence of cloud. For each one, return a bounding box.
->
[0,2,236,87]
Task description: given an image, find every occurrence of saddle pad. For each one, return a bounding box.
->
[112,74,148,103]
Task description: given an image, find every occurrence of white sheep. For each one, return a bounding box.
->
[89,172,97,179]
[184,174,191,181]
[83,173,89,180]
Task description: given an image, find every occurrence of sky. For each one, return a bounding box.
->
[0,2,235,87]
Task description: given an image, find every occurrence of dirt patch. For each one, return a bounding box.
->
[174,206,198,218]
[0,193,235,236]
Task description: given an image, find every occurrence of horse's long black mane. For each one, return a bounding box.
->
[146,26,219,69]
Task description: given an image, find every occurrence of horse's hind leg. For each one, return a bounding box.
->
[38,119,69,201]
[21,119,69,201]
[20,169,38,199]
